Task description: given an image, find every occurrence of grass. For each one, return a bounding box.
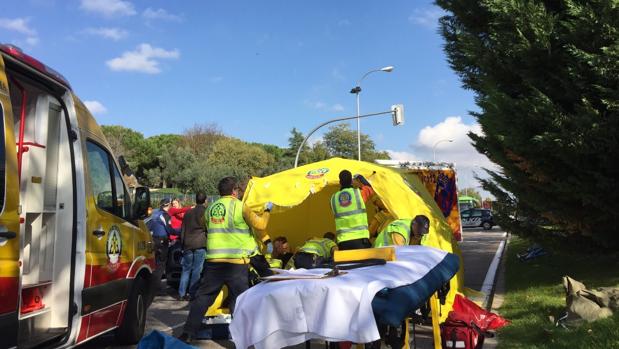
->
[497,236,619,349]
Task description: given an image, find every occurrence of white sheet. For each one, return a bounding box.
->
[230,245,449,349]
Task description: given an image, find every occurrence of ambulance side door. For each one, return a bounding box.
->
[80,139,137,339]
[0,56,20,349]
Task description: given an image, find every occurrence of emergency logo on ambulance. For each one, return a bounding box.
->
[338,191,352,207]
[210,203,226,224]
[106,225,122,266]
[306,167,329,179]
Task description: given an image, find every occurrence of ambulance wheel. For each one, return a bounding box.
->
[482,222,493,230]
[116,276,147,344]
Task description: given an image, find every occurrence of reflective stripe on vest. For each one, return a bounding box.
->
[374,219,411,248]
[299,238,336,258]
[206,197,257,259]
[331,188,370,243]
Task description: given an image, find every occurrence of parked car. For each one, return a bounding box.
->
[461,208,494,230]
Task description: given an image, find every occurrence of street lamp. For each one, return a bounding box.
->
[432,139,453,162]
[350,66,394,161]
[295,105,404,168]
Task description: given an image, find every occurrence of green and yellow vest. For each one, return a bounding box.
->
[374,219,411,248]
[299,238,337,258]
[205,196,258,260]
[331,187,370,243]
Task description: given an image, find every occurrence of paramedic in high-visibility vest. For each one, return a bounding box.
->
[374,215,430,247]
[330,170,371,250]
[292,232,338,269]
[179,177,273,343]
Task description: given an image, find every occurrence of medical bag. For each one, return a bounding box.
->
[440,319,484,349]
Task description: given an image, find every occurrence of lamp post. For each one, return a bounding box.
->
[350,66,394,161]
[432,139,454,162]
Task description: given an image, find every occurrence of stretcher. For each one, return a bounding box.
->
[229,245,459,349]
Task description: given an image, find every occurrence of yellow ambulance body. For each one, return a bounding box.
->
[0,44,155,348]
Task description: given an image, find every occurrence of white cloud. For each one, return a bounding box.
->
[386,150,419,162]
[305,100,345,113]
[408,8,445,28]
[80,0,136,17]
[142,8,182,22]
[0,18,39,46]
[106,43,180,74]
[84,100,107,115]
[84,27,128,41]
[0,18,36,36]
[331,104,345,112]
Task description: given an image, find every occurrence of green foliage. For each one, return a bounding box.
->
[99,123,388,195]
[437,0,619,247]
[498,237,619,349]
[458,187,482,203]
[322,124,390,163]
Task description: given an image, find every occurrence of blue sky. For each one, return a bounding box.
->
[1,0,493,191]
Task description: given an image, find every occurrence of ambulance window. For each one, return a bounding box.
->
[0,104,4,212]
[112,164,131,219]
[86,141,114,214]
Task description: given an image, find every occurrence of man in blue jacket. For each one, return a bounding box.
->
[148,198,177,272]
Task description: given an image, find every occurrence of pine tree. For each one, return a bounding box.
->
[436,0,619,247]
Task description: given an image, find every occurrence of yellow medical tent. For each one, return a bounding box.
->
[243,157,464,322]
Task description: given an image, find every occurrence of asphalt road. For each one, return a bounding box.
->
[82,227,507,349]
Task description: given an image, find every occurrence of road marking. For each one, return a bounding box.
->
[481,232,507,309]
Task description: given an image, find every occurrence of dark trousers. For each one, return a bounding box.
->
[338,238,371,251]
[153,237,169,269]
[183,262,249,336]
[294,252,326,269]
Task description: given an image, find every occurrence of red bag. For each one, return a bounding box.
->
[440,319,484,349]
[451,294,509,331]
[441,294,508,349]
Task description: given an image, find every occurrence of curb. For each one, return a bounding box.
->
[482,232,508,310]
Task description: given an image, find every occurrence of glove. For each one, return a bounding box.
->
[265,201,274,212]
[266,242,273,254]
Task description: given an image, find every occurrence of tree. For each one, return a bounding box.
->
[206,137,275,178]
[458,188,482,203]
[322,124,390,163]
[437,0,619,247]
[180,123,224,158]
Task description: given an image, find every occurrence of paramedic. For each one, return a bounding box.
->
[293,233,338,269]
[374,215,430,247]
[179,177,273,343]
[330,170,371,250]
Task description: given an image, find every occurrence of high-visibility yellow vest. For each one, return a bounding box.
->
[299,238,337,258]
[374,219,411,248]
[331,187,370,243]
[205,196,258,259]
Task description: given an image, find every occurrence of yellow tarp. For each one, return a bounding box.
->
[244,157,464,321]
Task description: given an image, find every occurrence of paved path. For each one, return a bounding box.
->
[82,227,508,348]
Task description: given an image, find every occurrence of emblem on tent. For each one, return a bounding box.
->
[306,167,329,179]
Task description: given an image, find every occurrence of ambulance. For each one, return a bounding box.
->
[0,44,156,348]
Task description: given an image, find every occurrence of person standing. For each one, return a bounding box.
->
[169,198,191,237]
[147,198,176,271]
[179,177,273,343]
[330,170,371,250]
[178,193,208,301]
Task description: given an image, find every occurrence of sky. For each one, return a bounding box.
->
[1,0,495,194]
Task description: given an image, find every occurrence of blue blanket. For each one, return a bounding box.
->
[371,252,460,326]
